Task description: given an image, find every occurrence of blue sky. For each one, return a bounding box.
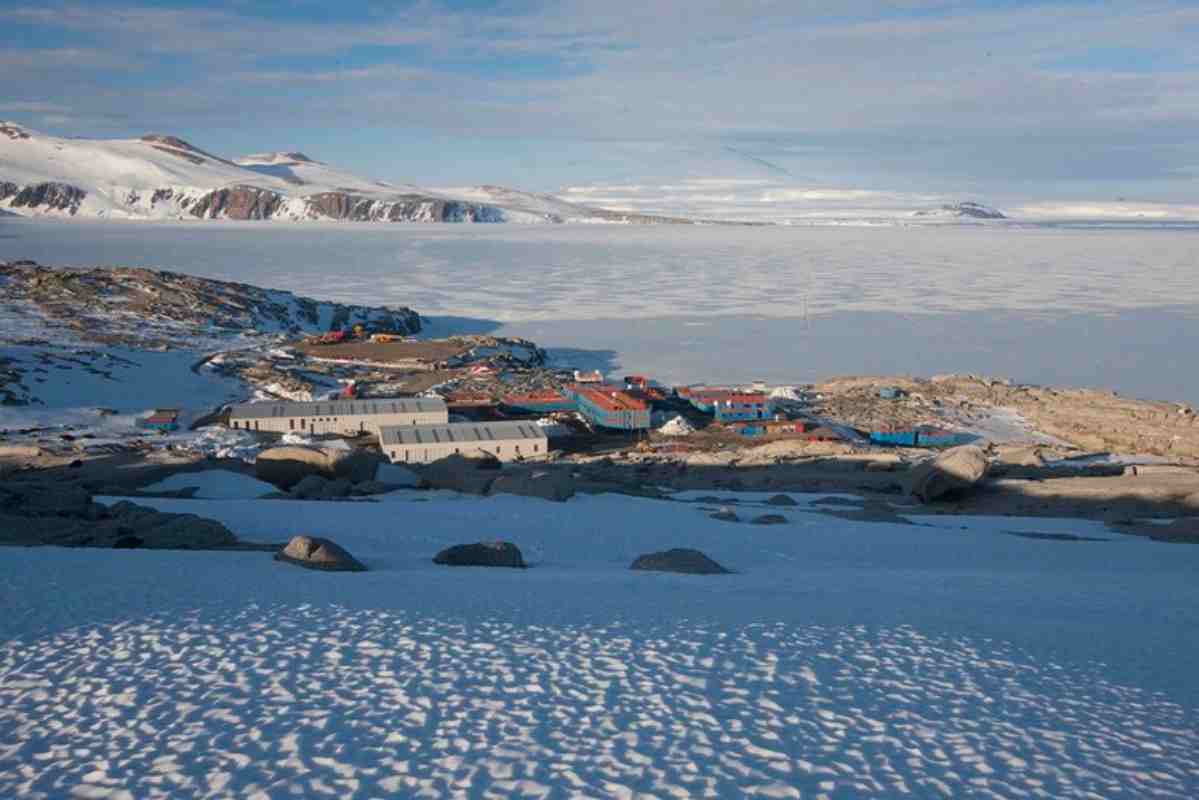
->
[1,1,1196,203]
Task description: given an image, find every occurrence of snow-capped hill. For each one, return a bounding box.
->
[236,152,317,165]
[914,201,1006,220]
[444,184,694,224]
[1,121,33,141]
[0,125,671,224]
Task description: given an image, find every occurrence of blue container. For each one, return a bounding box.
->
[870,430,918,447]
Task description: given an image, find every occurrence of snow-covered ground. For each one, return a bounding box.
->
[1,490,1196,798]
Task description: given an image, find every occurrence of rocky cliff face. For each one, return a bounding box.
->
[0,181,86,215]
[188,186,286,220]
[304,192,504,222]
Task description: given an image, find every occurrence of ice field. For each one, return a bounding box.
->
[1,490,1197,798]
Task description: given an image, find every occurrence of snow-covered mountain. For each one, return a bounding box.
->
[912,201,1007,220]
[0,123,671,224]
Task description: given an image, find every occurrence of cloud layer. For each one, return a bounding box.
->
[1,1,1197,201]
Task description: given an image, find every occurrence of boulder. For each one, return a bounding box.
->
[417,454,501,495]
[351,479,399,496]
[630,548,731,575]
[255,445,381,489]
[0,483,103,519]
[490,470,575,502]
[765,494,798,506]
[433,541,526,568]
[751,514,788,525]
[275,535,366,572]
[0,484,237,549]
[907,445,990,503]
[319,478,354,499]
[709,508,740,522]
[290,474,330,499]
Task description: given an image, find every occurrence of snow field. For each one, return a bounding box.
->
[1,491,1196,798]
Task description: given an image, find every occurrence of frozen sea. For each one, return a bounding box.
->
[3,217,1197,402]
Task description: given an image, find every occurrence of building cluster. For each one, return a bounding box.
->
[227,397,548,464]
[224,370,859,463]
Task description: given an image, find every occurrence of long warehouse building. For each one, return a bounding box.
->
[379,421,548,464]
[228,397,448,436]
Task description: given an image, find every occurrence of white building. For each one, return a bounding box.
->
[228,397,448,436]
[379,421,548,464]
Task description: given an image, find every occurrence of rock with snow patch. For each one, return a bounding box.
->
[630,548,731,575]
[275,535,366,572]
[433,541,526,568]
[709,508,740,522]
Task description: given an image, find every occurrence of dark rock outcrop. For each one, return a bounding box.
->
[433,541,526,568]
[6,182,86,215]
[0,483,236,549]
[766,494,798,506]
[490,470,575,502]
[190,185,285,220]
[709,509,740,522]
[751,514,788,525]
[417,453,502,495]
[630,548,731,575]
[302,192,505,223]
[275,535,366,571]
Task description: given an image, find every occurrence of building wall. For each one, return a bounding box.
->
[575,393,650,430]
[385,435,548,464]
[714,403,771,422]
[230,408,447,436]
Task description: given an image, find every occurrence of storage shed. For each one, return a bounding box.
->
[228,397,448,436]
[379,421,548,464]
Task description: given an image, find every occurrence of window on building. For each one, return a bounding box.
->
[254,421,260,431]
[289,419,294,430]
[300,419,306,429]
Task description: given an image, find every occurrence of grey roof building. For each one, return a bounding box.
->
[378,420,548,464]
[228,397,448,435]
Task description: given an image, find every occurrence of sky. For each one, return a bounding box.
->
[1,1,1197,209]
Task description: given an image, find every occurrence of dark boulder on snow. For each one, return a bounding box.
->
[417,453,502,495]
[0,484,236,549]
[765,494,798,507]
[709,508,740,522]
[275,535,366,572]
[433,541,526,568]
[490,470,575,502]
[630,548,731,575]
[751,514,788,525]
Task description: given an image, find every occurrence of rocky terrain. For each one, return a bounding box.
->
[811,374,1199,460]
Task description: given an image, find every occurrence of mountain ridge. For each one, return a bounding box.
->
[0,124,681,225]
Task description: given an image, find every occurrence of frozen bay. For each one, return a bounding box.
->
[3,217,1196,400]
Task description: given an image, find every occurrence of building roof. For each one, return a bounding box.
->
[378,420,547,447]
[575,387,648,412]
[719,393,770,404]
[229,397,446,420]
[501,391,571,404]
